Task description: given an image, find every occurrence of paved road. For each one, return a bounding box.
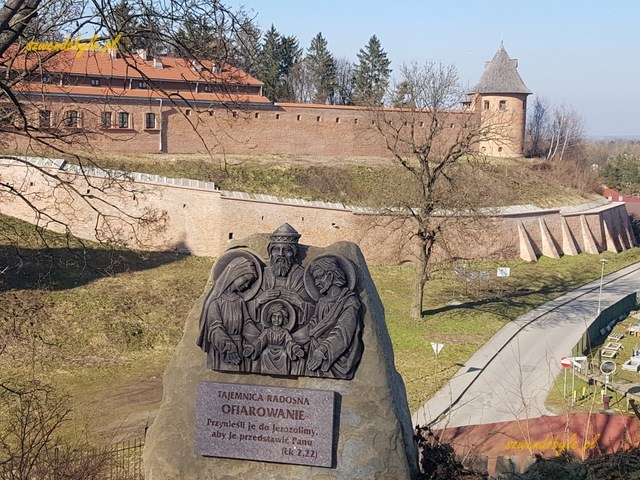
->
[412,262,640,430]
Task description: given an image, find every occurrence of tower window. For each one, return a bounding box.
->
[499,100,507,110]
[483,100,490,110]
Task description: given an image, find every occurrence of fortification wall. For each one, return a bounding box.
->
[4,98,478,158]
[0,158,635,264]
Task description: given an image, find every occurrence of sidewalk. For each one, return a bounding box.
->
[412,261,640,429]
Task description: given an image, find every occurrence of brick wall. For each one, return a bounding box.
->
[5,97,486,158]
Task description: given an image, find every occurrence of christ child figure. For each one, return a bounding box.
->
[243,300,304,376]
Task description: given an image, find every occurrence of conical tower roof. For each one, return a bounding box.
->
[472,45,531,95]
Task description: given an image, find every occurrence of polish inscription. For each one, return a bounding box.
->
[195,382,335,467]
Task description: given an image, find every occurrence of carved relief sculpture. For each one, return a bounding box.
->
[197,224,364,380]
[304,255,363,379]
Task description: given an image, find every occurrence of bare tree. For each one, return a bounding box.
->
[370,61,509,319]
[546,104,586,162]
[332,57,355,105]
[0,0,258,245]
[526,96,550,158]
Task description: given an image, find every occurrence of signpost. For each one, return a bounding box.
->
[570,356,587,405]
[496,267,511,277]
[561,356,572,397]
[600,360,617,399]
[431,342,444,385]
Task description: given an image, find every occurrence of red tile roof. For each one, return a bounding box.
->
[11,49,264,85]
[14,82,271,104]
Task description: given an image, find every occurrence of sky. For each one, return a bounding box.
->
[228,0,640,138]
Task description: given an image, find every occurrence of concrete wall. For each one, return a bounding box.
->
[0,158,635,264]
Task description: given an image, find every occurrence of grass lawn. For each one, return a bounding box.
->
[37,150,599,209]
[3,215,640,444]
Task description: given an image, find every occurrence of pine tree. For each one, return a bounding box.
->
[305,32,337,104]
[257,25,282,101]
[232,19,261,77]
[278,34,302,101]
[353,35,391,106]
[256,26,301,101]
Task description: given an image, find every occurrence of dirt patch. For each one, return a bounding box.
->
[88,375,163,443]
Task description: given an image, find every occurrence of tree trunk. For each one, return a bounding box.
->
[411,245,429,319]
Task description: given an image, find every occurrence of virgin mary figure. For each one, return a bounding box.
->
[197,253,262,372]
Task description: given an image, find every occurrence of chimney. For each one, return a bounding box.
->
[153,57,163,69]
[191,60,203,72]
[137,49,148,61]
[211,62,219,74]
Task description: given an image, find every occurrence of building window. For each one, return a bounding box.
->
[118,111,129,128]
[296,115,301,121]
[91,78,100,87]
[254,112,260,119]
[354,118,359,125]
[499,100,507,110]
[39,110,51,127]
[64,110,78,127]
[231,111,237,118]
[186,109,192,116]
[101,111,112,129]
[483,100,490,110]
[138,81,148,89]
[275,114,280,120]
[42,74,51,84]
[498,147,503,152]
[316,116,321,122]
[203,84,212,92]
[336,117,340,124]
[145,112,156,129]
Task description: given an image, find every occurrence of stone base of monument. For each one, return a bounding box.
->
[143,235,418,479]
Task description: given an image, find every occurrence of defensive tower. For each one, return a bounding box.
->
[469,44,531,157]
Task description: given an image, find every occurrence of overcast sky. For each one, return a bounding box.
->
[230,0,639,138]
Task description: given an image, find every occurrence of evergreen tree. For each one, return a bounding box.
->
[175,14,228,62]
[278,34,302,101]
[305,32,337,104]
[257,25,282,101]
[256,26,301,102]
[353,35,391,105]
[232,19,261,77]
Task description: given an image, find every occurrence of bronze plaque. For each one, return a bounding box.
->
[195,381,335,467]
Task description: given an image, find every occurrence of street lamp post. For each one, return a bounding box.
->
[597,258,608,315]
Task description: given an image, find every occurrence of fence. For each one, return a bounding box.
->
[572,292,638,357]
[0,438,144,480]
[104,438,144,480]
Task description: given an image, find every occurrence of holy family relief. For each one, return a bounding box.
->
[197,224,364,380]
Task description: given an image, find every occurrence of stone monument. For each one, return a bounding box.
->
[144,224,418,479]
